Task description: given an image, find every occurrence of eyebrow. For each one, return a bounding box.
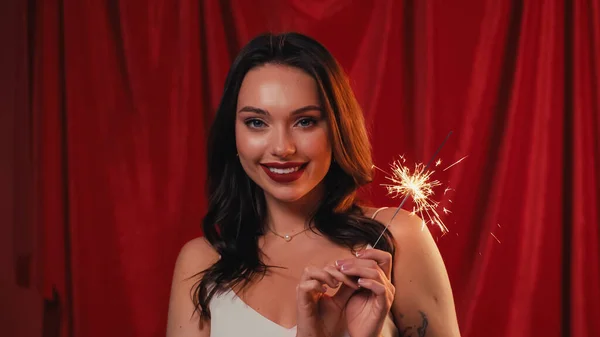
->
[237,105,323,116]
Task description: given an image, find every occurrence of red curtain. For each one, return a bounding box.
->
[18,0,600,336]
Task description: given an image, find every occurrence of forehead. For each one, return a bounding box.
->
[237,64,320,109]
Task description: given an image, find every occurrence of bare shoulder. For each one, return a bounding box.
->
[360,205,437,254]
[172,237,220,283]
[166,237,219,337]
[370,207,433,244]
[180,237,220,267]
[370,207,461,336]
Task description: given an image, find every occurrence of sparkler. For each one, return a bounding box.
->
[372,131,457,249]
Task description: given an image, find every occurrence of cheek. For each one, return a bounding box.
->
[296,131,331,160]
[235,126,268,158]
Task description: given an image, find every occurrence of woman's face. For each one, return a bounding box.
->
[235,63,332,205]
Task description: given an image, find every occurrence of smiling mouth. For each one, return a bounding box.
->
[266,165,303,174]
[261,162,308,172]
[260,163,308,183]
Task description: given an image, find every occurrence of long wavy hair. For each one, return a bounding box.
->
[192,32,395,322]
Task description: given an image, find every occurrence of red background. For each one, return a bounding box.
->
[1,1,599,336]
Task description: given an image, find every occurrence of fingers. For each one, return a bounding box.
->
[297,279,327,295]
[297,265,361,308]
[335,249,395,302]
[337,262,388,284]
[338,263,396,304]
[358,248,393,278]
[297,267,335,311]
[337,248,393,278]
[337,258,379,269]
[323,265,360,290]
[356,278,388,296]
[300,266,340,288]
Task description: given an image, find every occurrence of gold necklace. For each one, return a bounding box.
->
[268,226,311,242]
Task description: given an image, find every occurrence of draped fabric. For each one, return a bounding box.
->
[5,0,598,336]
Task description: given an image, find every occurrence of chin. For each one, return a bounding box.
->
[261,177,328,205]
[263,186,314,204]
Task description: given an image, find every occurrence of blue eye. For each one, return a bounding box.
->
[297,118,317,128]
[245,119,266,128]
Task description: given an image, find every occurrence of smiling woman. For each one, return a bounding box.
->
[166,32,460,337]
[235,64,332,203]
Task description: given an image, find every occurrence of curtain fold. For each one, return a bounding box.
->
[23,0,599,336]
[571,0,600,336]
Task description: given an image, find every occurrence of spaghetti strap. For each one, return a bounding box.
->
[371,207,389,220]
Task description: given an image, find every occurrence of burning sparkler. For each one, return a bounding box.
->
[372,131,466,249]
[380,156,446,231]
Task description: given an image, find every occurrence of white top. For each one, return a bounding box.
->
[209,207,398,336]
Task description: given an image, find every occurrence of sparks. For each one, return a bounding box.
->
[490,232,501,244]
[443,155,468,171]
[379,158,449,234]
[373,149,466,242]
[371,131,468,249]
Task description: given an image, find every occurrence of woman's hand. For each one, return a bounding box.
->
[336,248,395,337]
[296,265,360,337]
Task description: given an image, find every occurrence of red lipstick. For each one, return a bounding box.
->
[260,162,307,183]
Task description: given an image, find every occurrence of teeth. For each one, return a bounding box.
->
[269,166,301,174]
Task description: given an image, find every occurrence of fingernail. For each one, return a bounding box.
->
[355,251,362,257]
[336,260,346,269]
[357,278,364,284]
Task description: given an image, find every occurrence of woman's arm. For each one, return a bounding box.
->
[378,208,461,337]
[166,237,219,337]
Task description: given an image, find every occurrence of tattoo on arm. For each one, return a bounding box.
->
[398,311,429,337]
[417,311,428,337]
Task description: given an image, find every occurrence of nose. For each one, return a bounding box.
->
[271,128,296,158]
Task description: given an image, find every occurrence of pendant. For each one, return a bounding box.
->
[284,235,292,242]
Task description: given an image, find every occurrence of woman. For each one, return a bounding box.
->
[167,32,460,337]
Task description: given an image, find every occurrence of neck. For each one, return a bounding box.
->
[263,185,324,236]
